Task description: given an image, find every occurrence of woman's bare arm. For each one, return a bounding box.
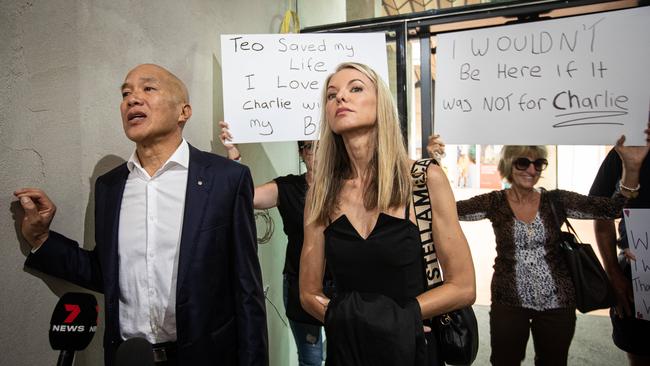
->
[299,196,329,322]
[253,181,279,210]
[416,164,476,319]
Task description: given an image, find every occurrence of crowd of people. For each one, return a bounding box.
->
[12,61,650,366]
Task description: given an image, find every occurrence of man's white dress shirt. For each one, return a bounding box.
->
[118,140,189,344]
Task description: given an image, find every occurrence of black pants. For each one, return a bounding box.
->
[490,303,576,366]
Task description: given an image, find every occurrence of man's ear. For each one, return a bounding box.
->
[178,103,192,126]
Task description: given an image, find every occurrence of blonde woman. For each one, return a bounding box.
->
[299,62,475,365]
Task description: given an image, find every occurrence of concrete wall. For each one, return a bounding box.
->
[297,0,346,28]
[0,0,298,365]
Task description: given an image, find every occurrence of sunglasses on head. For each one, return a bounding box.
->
[513,157,548,172]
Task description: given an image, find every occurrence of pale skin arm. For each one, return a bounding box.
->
[416,164,476,318]
[13,188,56,249]
[299,194,329,322]
[219,120,279,210]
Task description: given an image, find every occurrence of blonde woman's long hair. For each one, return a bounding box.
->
[306,62,412,225]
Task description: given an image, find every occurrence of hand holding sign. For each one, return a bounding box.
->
[218,121,241,161]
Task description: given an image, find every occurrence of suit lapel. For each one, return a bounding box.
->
[104,165,129,302]
[177,145,211,293]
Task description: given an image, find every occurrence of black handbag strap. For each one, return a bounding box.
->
[544,189,582,244]
[410,159,443,290]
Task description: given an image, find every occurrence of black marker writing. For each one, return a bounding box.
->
[230,36,264,52]
[334,42,355,57]
[552,111,627,128]
[245,74,255,90]
[302,102,320,110]
[441,98,472,112]
[483,93,513,112]
[552,90,628,111]
[304,116,316,136]
[250,119,274,135]
[242,97,292,111]
[630,230,650,251]
[276,76,319,90]
[277,38,326,53]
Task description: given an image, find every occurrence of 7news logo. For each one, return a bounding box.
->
[51,304,98,332]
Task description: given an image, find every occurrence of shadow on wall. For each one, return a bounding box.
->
[78,154,126,366]
[83,154,127,248]
[10,154,126,366]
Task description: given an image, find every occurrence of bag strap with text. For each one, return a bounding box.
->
[411,158,443,289]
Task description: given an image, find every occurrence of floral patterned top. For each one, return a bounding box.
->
[457,189,625,310]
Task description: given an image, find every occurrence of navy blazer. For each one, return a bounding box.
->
[26,145,268,365]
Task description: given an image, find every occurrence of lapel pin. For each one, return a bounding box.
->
[198,180,203,186]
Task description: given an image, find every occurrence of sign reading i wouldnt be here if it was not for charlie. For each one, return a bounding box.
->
[434,7,650,146]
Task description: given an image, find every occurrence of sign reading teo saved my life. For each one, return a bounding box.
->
[221,33,389,143]
[434,7,650,145]
[623,208,650,322]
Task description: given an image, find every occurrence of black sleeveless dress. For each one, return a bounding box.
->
[324,208,439,366]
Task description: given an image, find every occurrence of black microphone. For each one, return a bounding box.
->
[49,292,98,366]
[115,337,154,366]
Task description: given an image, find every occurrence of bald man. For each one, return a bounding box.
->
[15,64,268,365]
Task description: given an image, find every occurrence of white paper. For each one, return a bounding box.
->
[221,33,390,143]
[623,208,650,321]
[435,7,650,145]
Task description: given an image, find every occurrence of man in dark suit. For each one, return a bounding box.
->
[14,64,268,365]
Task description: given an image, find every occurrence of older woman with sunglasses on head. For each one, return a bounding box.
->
[430,128,649,366]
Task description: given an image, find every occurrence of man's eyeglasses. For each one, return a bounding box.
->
[299,142,314,152]
[513,157,548,172]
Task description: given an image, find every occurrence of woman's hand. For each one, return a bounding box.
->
[426,134,446,162]
[315,295,330,312]
[623,248,636,261]
[218,121,241,161]
[614,135,649,171]
[614,121,649,197]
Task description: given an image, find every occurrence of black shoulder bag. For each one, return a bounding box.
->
[547,191,615,313]
[411,159,479,366]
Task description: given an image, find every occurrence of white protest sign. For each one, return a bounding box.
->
[435,7,650,145]
[623,208,650,321]
[221,33,389,143]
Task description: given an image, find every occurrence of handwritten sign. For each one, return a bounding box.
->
[623,208,650,321]
[434,7,650,145]
[221,33,389,143]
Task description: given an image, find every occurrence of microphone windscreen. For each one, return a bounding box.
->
[115,337,154,366]
[49,292,98,351]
